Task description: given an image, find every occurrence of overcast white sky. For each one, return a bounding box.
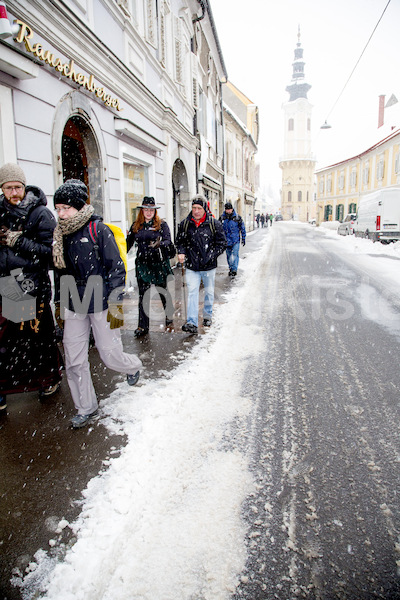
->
[210,0,400,200]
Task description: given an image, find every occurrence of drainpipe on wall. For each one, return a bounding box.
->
[220,80,225,204]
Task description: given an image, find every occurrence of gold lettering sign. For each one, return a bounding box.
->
[14,20,123,111]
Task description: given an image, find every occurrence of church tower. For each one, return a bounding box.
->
[279,28,316,222]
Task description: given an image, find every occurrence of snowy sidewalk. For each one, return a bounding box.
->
[13,228,273,600]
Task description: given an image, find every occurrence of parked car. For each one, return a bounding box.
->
[353,187,400,243]
[337,213,356,236]
[275,214,283,221]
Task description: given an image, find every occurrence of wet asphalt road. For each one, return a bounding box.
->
[233,224,400,599]
[0,232,256,600]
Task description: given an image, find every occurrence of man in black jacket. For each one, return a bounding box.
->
[0,163,62,412]
[176,195,226,334]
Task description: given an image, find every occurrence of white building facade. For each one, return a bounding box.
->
[222,81,258,230]
[0,0,227,284]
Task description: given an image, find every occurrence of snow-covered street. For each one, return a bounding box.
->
[11,223,400,599]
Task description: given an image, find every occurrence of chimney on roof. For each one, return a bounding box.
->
[378,95,385,128]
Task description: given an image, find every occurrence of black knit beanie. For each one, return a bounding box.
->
[191,195,208,211]
[54,179,88,210]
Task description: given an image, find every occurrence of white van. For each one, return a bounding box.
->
[353,187,400,243]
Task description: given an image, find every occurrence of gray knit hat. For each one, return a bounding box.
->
[0,163,26,188]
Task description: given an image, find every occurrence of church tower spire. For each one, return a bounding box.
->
[285,26,311,102]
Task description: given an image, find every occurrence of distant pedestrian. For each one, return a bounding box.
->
[265,213,270,227]
[219,202,246,277]
[53,179,142,429]
[126,196,174,338]
[256,214,260,228]
[269,213,274,226]
[260,213,265,228]
[176,195,226,334]
[0,163,62,412]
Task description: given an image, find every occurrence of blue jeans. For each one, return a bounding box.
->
[185,268,216,326]
[226,242,240,272]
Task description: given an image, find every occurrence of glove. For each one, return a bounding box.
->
[54,302,64,330]
[242,240,246,246]
[0,227,22,247]
[148,237,161,249]
[107,304,124,329]
[0,226,8,245]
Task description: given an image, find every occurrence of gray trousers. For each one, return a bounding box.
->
[63,309,143,416]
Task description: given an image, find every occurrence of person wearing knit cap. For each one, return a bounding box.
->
[0,163,62,412]
[219,201,246,277]
[53,179,142,429]
[175,194,226,334]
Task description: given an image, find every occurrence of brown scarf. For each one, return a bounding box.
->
[53,204,94,269]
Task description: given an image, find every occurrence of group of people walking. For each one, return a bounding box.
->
[0,163,247,428]
[256,213,273,228]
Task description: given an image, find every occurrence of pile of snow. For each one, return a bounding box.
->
[15,231,275,600]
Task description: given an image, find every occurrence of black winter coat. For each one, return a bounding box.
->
[127,220,173,285]
[0,186,56,302]
[55,217,125,314]
[176,213,227,271]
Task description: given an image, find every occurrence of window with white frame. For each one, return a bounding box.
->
[363,163,369,185]
[350,168,357,188]
[236,146,241,178]
[226,139,234,175]
[124,162,149,231]
[327,176,332,193]
[197,87,206,137]
[395,152,400,174]
[377,156,385,180]
[319,178,324,194]
[338,171,345,191]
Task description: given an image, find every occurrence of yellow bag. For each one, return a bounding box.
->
[88,221,128,280]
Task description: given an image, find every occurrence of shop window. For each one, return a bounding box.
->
[349,202,357,213]
[124,162,148,231]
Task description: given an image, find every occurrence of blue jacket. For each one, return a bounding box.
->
[219,210,246,246]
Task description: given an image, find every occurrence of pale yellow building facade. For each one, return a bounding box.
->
[316,128,400,223]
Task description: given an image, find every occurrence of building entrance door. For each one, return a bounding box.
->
[61,116,103,216]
